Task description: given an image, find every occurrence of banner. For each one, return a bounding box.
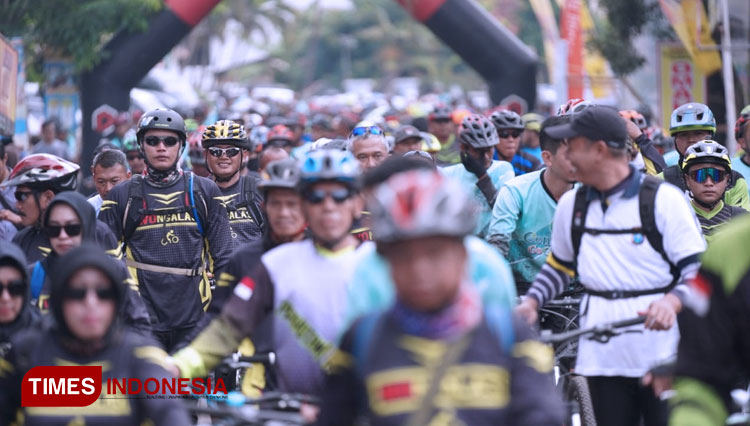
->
[659,0,721,75]
[0,33,18,136]
[560,0,583,99]
[528,0,560,83]
[660,44,707,134]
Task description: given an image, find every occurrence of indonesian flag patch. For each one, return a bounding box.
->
[234,276,255,301]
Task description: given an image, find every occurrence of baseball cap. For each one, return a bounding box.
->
[545,106,627,148]
[394,125,422,144]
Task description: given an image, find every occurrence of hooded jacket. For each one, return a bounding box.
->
[0,243,40,356]
[33,191,151,333]
[0,246,190,426]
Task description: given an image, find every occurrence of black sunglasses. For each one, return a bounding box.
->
[0,279,25,297]
[126,153,143,161]
[62,286,117,301]
[15,191,33,202]
[498,129,523,138]
[143,135,180,147]
[45,224,83,238]
[208,147,242,158]
[302,188,353,204]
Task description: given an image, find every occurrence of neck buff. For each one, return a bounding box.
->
[143,145,184,187]
[390,283,481,340]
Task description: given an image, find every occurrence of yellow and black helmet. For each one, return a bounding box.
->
[202,120,251,149]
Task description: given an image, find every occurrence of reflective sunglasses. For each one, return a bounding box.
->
[302,188,354,204]
[350,126,384,138]
[0,279,25,297]
[62,286,117,301]
[689,167,727,184]
[45,224,83,238]
[208,147,242,158]
[143,135,180,147]
[14,191,33,202]
[498,129,523,138]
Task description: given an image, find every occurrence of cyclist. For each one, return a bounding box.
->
[490,109,542,175]
[0,245,190,425]
[391,124,423,156]
[2,154,80,263]
[30,191,150,332]
[258,145,289,173]
[266,124,296,153]
[347,123,389,171]
[419,131,442,159]
[442,114,515,238]
[100,108,234,352]
[515,106,706,426]
[680,140,747,244]
[487,115,576,294]
[620,109,667,176]
[88,149,131,217]
[202,120,265,248]
[344,155,517,329]
[122,131,145,175]
[318,169,563,426]
[429,104,460,166]
[0,243,40,356]
[520,112,544,162]
[659,102,750,211]
[668,215,750,426]
[171,149,371,395]
[732,105,750,199]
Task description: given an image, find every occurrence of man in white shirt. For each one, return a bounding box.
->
[516,106,705,426]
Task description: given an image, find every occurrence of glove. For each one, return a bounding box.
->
[461,150,487,178]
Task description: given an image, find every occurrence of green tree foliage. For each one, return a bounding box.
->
[0,0,161,72]
[588,0,659,76]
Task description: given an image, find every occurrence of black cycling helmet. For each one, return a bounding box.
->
[490,109,525,130]
[136,108,187,144]
[459,114,499,149]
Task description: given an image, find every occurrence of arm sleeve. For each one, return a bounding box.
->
[131,342,192,424]
[315,324,359,426]
[201,180,235,315]
[171,262,275,378]
[525,192,576,306]
[487,185,521,257]
[475,174,498,207]
[508,317,565,426]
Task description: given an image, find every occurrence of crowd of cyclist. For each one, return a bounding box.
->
[0,95,748,426]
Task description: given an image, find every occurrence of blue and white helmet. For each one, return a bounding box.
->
[670,102,716,135]
[299,149,360,190]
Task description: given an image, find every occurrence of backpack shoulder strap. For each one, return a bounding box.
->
[239,175,265,229]
[122,175,145,242]
[185,172,207,237]
[484,306,515,353]
[30,261,46,300]
[571,186,591,266]
[638,176,667,261]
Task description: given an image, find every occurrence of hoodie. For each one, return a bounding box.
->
[0,243,40,355]
[33,192,151,333]
[0,246,190,425]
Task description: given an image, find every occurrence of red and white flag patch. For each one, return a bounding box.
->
[233,276,255,301]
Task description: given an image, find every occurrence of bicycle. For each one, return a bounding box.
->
[540,316,647,426]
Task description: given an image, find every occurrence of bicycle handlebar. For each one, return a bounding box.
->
[220,352,276,369]
[540,316,646,345]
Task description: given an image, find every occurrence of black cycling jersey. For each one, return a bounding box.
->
[215,175,264,250]
[100,173,233,338]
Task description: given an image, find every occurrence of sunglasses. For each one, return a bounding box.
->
[15,191,33,202]
[302,188,353,204]
[126,153,143,161]
[62,286,117,301]
[689,167,728,184]
[143,135,180,147]
[498,129,523,138]
[350,126,384,138]
[208,147,242,158]
[45,224,83,238]
[0,279,25,297]
[431,118,451,124]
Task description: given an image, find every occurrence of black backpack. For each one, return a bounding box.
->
[570,176,679,298]
[225,175,265,231]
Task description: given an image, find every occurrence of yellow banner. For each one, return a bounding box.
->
[660,44,706,134]
[659,0,721,75]
[0,34,18,135]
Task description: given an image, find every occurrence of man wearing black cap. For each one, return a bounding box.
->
[391,125,423,156]
[515,106,706,426]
